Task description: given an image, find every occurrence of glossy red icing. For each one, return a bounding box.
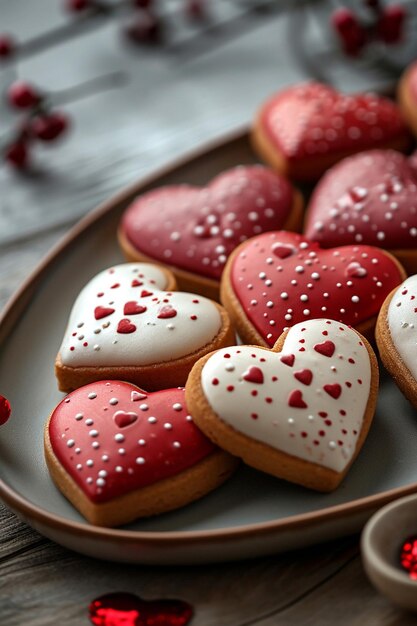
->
[89,592,193,626]
[305,150,417,249]
[49,381,215,503]
[261,82,409,161]
[121,165,295,280]
[230,231,403,346]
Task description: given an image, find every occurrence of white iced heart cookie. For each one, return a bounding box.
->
[376,275,417,408]
[55,263,234,393]
[186,319,379,491]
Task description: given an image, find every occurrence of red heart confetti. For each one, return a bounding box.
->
[123,302,147,315]
[121,166,296,280]
[89,592,193,626]
[117,319,137,334]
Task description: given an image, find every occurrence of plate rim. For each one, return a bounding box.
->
[1,124,417,547]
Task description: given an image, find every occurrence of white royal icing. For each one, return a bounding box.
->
[387,275,417,379]
[60,263,222,367]
[202,319,371,472]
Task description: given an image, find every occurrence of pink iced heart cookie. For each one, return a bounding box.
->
[221,231,405,347]
[118,165,303,300]
[252,82,411,181]
[186,319,378,491]
[399,60,417,138]
[55,263,234,393]
[304,150,417,274]
[376,274,417,409]
[45,381,237,526]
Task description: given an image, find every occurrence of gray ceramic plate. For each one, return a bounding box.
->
[1,129,417,565]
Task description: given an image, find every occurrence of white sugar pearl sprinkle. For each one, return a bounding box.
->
[136,457,145,465]
[164,423,173,430]
[67,439,75,448]
[89,430,99,437]
[114,433,125,442]
[173,403,182,411]
[88,393,97,400]
[75,413,83,421]
[109,398,118,405]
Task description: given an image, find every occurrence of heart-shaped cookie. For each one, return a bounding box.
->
[118,165,303,300]
[252,82,411,181]
[221,231,406,347]
[376,275,417,409]
[304,150,417,274]
[45,381,237,526]
[55,263,234,393]
[186,319,378,491]
[398,60,417,138]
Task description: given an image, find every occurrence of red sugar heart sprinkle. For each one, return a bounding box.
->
[89,592,193,626]
[323,383,342,399]
[0,395,11,425]
[288,389,308,409]
[314,341,336,358]
[140,290,153,298]
[117,319,137,334]
[157,305,177,319]
[124,302,147,315]
[113,411,138,428]
[294,369,313,386]
[94,306,115,320]
[271,243,294,259]
[280,354,295,367]
[242,366,264,384]
[131,279,143,287]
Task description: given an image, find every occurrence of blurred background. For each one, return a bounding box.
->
[1,0,417,295]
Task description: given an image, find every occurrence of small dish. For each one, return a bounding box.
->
[361,494,417,612]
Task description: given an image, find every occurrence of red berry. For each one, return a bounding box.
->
[185,0,206,20]
[4,142,29,169]
[377,5,406,44]
[132,0,153,7]
[0,34,15,59]
[65,0,91,11]
[7,81,40,109]
[125,12,160,44]
[32,112,69,142]
[331,8,367,56]
[0,396,11,426]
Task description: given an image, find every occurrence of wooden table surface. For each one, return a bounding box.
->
[2,1,417,624]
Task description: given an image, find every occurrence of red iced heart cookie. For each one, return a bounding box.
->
[221,231,405,347]
[45,381,237,526]
[252,82,411,181]
[55,263,234,393]
[304,150,417,274]
[399,60,417,138]
[186,319,379,491]
[119,165,303,300]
